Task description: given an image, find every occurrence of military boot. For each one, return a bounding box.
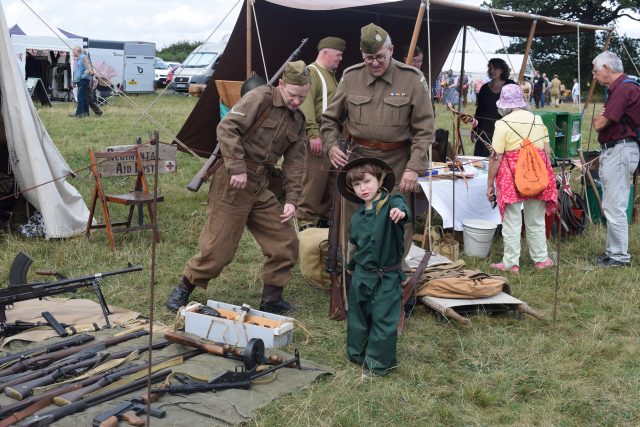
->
[165,276,196,312]
[259,284,294,314]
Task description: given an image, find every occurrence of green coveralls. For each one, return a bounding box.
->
[346,192,410,375]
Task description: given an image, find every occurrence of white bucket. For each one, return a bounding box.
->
[462,219,497,258]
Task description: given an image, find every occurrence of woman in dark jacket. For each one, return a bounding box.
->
[472,58,516,156]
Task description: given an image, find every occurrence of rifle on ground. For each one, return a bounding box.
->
[398,250,432,334]
[0,330,148,379]
[0,343,171,426]
[327,138,348,320]
[17,368,173,427]
[186,38,308,193]
[6,340,170,401]
[150,349,301,395]
[0,334,94,368]
[1,251,143,330]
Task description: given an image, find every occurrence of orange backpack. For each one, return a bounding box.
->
[514,138,548,197]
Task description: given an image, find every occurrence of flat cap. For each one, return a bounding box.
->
[318,36,346,52]
[283,60,310,85]
[360,23,388,54]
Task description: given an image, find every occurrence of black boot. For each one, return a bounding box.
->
[165,276,195,312]
[259,284,294,314]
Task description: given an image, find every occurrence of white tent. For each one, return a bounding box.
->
[1,4,90,238]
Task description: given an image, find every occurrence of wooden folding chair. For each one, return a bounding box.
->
[86,146,163,250]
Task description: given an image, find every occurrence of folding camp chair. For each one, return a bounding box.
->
[95,77,115,106]
[86,146,163,250]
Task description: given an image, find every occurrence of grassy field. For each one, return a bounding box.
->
[1,92,639,426]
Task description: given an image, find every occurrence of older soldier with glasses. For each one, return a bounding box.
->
[591,51,640,267]
[322,23,435,273]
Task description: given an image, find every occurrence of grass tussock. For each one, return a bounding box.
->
[1,93,638,426]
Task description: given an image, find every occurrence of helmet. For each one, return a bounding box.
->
[240,75,267,97]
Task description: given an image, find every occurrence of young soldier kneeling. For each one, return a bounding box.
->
[337,158,410,376]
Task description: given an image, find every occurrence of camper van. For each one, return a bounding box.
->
[172,39,227,93]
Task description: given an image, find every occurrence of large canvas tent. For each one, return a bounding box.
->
[176,0,611,157]
[1,4,90,238]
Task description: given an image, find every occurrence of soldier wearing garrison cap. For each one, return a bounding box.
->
[166,61,310,315]
[296,36,346,230]
[321,24,434,363]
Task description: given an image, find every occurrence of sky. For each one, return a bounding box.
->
[2,0,639,56]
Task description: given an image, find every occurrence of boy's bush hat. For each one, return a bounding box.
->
[337,157,395,204]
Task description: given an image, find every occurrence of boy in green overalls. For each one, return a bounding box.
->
[337,158,411,376]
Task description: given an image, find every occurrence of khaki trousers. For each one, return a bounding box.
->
[296,146,336,221]
[184,165,299,289]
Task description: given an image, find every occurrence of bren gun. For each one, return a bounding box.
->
[1,251,142,330]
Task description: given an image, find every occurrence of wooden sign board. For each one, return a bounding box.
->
[101,143,177,177]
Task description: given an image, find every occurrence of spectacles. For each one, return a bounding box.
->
[363,54,387,64]
[592,68,601,75]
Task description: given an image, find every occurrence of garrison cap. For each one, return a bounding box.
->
[360,23,388,54]
[318,36,346,52]
[283,60,310,85]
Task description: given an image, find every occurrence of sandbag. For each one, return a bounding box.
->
[298,227,330,290]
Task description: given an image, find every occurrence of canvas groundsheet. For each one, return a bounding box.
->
[0,329,331,426]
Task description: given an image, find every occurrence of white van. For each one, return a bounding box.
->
[172,38,227,92]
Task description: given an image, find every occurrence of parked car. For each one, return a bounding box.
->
[154,57,171,87]
[172,42,225,92]
[165,64,181,87]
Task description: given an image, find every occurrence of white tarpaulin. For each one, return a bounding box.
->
[1,4,90,238]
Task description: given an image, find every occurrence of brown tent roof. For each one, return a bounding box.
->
[176,0,610,157]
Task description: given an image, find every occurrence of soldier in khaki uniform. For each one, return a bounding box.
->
[550,74,562,108]
[321,23,435,262]
[165,61,310,314]
[296,36,346,230]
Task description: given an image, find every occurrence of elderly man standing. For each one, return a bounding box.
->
[296,37,346,230]
[165,61,309,313]
[591,51,640,267]
[322,23,434,263]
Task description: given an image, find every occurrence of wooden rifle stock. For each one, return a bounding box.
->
[327,139,348,321]
[164,330,230,355]
[398,251,432,334]
[186,145,221,192]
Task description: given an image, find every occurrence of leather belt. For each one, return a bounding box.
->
[365,262,403,278]
[601,137,638,150]
[245,159,270,175]
[353,137,409,151]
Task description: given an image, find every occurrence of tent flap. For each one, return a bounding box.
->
[1,5,90,238]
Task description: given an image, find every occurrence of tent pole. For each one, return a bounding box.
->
[456,26,466,113]
[582,29,613,113]
[518,19,537,83]
[405,1,427,65]
[246,0,253,78]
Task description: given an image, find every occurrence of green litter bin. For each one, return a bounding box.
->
[585,180,634,224]
[555,112,582,158]
[533,111,557,154]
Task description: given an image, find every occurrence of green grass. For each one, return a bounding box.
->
[2,93,639,426]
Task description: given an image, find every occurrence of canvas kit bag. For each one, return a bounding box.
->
[298,227,330,290]
[416,260,509,299]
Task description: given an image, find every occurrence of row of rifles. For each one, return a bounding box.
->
[0,329,300,426]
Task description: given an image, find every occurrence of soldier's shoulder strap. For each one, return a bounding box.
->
[343,62,366,75]
[395,60,422,76]
[240,88,274,142]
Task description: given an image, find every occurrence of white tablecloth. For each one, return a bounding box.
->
[418,173,502,231]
